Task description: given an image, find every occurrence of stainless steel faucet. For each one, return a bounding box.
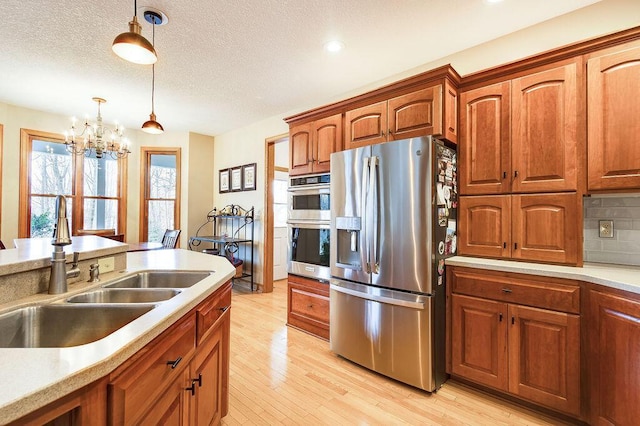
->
[48,195,80,294]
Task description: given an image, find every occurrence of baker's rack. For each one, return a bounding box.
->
[189,204,255,290]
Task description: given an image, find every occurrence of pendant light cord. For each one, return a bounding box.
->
[151,21,155,114]
[134,0,137,17]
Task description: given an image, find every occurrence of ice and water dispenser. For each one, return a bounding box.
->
[335,216,362,270]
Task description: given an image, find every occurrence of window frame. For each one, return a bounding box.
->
[139,147,181,243]
[19,129,127,238]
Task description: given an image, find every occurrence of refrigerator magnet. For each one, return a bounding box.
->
[438,241,445,255]
[438,208,447,226]
[437,259,445,275]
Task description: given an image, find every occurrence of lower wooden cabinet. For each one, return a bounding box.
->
[449,267,581,418]
[109,281,232,425]
[287,274,330,340]
[589,289,640,426]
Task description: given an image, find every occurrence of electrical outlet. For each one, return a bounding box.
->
[98,257,115,273]
[599,220,614,238]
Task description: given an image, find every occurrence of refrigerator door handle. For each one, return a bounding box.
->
[361,157,371,273]
[369,156,380,274]
[330,283,426,310]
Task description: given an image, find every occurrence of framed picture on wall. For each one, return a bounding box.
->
[242,163,256,191]
[230,166,243,191]
[219,169,230,193]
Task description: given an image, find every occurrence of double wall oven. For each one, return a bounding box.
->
[287,173,331,281]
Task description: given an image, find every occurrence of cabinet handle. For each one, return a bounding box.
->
[511,317,515,325]
[503,242,507,249]
[514,170,519,178]
[307,304,314,309]
[193,373,203,388]
[218,306,229,313]
[503,171,507,179]
[514,243,518,250]
[166,356,182,369]
[185,382,196,396]
[388,129,393,135]
[499,313,503,322]
[501,288,512,294]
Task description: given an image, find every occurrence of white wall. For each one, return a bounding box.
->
[212,117,288,287]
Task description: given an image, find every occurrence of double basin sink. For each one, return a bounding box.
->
[0,271,212,348]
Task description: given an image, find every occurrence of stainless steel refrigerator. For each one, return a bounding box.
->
[329,135,457,392]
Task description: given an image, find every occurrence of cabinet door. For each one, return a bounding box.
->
[458,195,511,258]
[451,294,508,391]
[287,275,330,340]
[344,101,387,149]
[511,193,579,265]
[289,123,313,176]
[508,304,581,417]
[587,44,640,191]
[388,86,442,141]
[190,317,226,426]
[139,369,190,426]
[459,82,511,195]
[312,113,342,173]
[590,290,640,426]
[511,62,579,192]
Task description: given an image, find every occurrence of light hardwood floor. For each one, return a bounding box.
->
[223,281,572,425]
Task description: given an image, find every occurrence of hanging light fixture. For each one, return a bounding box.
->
[141,9,166,134]
[63,97,131,159]
[112,0,157,65]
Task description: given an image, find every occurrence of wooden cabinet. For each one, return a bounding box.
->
[289,113,342,176]
[459,82,511,195]
[345,83,457,149]
[8,378,108,426]
[587,42,640,191]
[459,60,581,195]
[589,289,640,426]
[459,192,579,265]
[287,274,330,340]
[449,267,581,418]
[109,281,231,425]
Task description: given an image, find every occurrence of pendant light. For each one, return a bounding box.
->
[112,0,157,65]
[141,10,165,134]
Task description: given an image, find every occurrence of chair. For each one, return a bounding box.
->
[0,240,5,250]
[161,229,181,249]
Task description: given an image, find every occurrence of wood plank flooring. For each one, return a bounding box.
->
[223,281,572,425]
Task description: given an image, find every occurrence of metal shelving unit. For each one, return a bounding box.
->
[189,204,255,290]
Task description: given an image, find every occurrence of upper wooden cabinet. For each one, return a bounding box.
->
[289,113,342,176]
[345,82,457,150]
[587,42,640,191]
[459,192,580,265]
[285,66,460,176]
[459,82,511,195]
[460,60,581,195]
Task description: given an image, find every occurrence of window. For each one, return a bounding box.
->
[140,148,181,243]
[19,129,127,238]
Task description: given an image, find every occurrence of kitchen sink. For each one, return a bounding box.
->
[66,288,180,304]
[104,271,211,289]
[0,304,153,348]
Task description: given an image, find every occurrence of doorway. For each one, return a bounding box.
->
[263,133,288,293]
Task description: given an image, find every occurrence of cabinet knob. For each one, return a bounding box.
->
[307,304,314,309]
[501,288,512,294]
[166,356,183,369]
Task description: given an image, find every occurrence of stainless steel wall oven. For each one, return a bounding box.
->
[287,173,331,280]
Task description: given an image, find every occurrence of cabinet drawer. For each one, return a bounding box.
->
[196,281,232,345]
[290,288,329,323]
[451,268,580,314]
[109,313,196,425]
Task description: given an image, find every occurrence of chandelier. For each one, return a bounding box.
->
[63,97,131,159]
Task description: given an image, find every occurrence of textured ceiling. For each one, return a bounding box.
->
[0,0,602,136]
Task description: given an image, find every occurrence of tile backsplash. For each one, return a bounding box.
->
[583,196,640,266]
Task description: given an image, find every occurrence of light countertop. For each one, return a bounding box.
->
[0,248,235,425]
[446,256,640,295]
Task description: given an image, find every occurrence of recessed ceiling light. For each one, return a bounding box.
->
[485,0,504,3]
[324,40,344,53]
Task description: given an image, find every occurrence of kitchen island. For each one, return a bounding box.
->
[0,241,234,425]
